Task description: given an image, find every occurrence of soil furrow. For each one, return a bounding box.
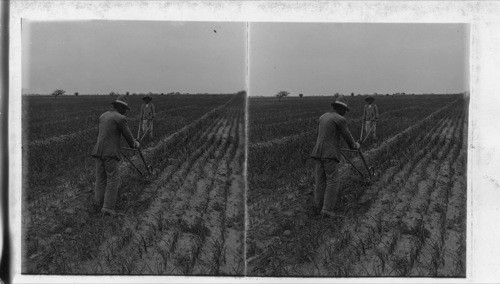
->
[128,116,234,274]
[438,114,467,276]
[164,111,237,275]
[75,114,230,273]
[189,111,243,275]
[411,115,464,276]
[219,111,245,275]
[383,116,462,276]
[313,110,460,276]
[343,116,458,276]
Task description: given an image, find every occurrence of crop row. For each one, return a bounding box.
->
[23,95,240,272]
[249,95,457,127]
[24,95,232,141]
[23,94,231,122]
[246,96,461,204]
[249,101,453,144]
[312,101,466,276]
[82,103,243,274]
[23,96,234,198]
[24,94,246,274]
[246,96,467,276]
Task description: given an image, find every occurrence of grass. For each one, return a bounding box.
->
[208,237,225,275]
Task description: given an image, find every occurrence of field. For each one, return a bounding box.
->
[22,94,245,275]
[247,95,468,276]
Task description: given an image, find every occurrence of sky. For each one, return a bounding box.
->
[22,20,247,95]
[22,21,468,96]
[249,23,469,96]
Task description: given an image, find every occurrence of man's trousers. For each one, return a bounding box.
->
[94,157,120,210]
[364,120,377,139]
[141,119,154,139]
[314,158,340,215]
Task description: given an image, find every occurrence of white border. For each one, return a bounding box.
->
[9,1,500,283]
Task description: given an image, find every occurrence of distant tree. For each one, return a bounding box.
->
[386,94,389,96]
[109,91,116,96]
[351,92,354,97]
[161,93,164,96]
[299,93,303,98]
[237,90,247,96]
[276,90,290,100]
[52,89,65,100]
[74,92,79,97]
[126,91,130,96]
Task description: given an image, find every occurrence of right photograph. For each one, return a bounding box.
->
[246,23,469,277]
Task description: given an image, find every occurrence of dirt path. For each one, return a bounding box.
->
[247,98,467,276]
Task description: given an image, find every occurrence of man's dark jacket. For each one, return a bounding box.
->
[91,110,135,160]
[311,111,357,162]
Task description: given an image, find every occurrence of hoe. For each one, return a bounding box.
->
[340,144,375,183]
[121,146,154,179]
[341,120,377,182]
[137,120,154,143]
[123,120,155,179]
[359,121,376,144]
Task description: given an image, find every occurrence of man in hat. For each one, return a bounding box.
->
[91,95,140,216]
[139,93,156,141]
[363,96,378,140]
[311,95,360,218]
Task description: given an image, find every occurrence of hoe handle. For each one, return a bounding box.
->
[137,119,141,140]
[340,151,364,178]
[138,148,151,176]
[358,149,372,177]
[121,151,143,176]
[139,121,153,143]
[359,121,365,142]
[361,123,375,144]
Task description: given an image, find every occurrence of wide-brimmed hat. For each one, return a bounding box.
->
[111,95,130,110]
[143,94,152,102]
[331,95,350,111]
[365,96,375,102]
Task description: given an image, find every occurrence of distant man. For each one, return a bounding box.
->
[91,95,140,216]
[139,94,156,141]
[363,96,378,140]
[311,95,360,218]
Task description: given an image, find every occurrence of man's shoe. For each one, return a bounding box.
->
[101,207,125,216]
[90,203,101,215]
[311,206,321,216]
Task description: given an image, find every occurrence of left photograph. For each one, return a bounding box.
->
[21,20,246,275]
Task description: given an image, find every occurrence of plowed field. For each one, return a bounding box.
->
[23,94,245,275]
[247,95,468,277]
